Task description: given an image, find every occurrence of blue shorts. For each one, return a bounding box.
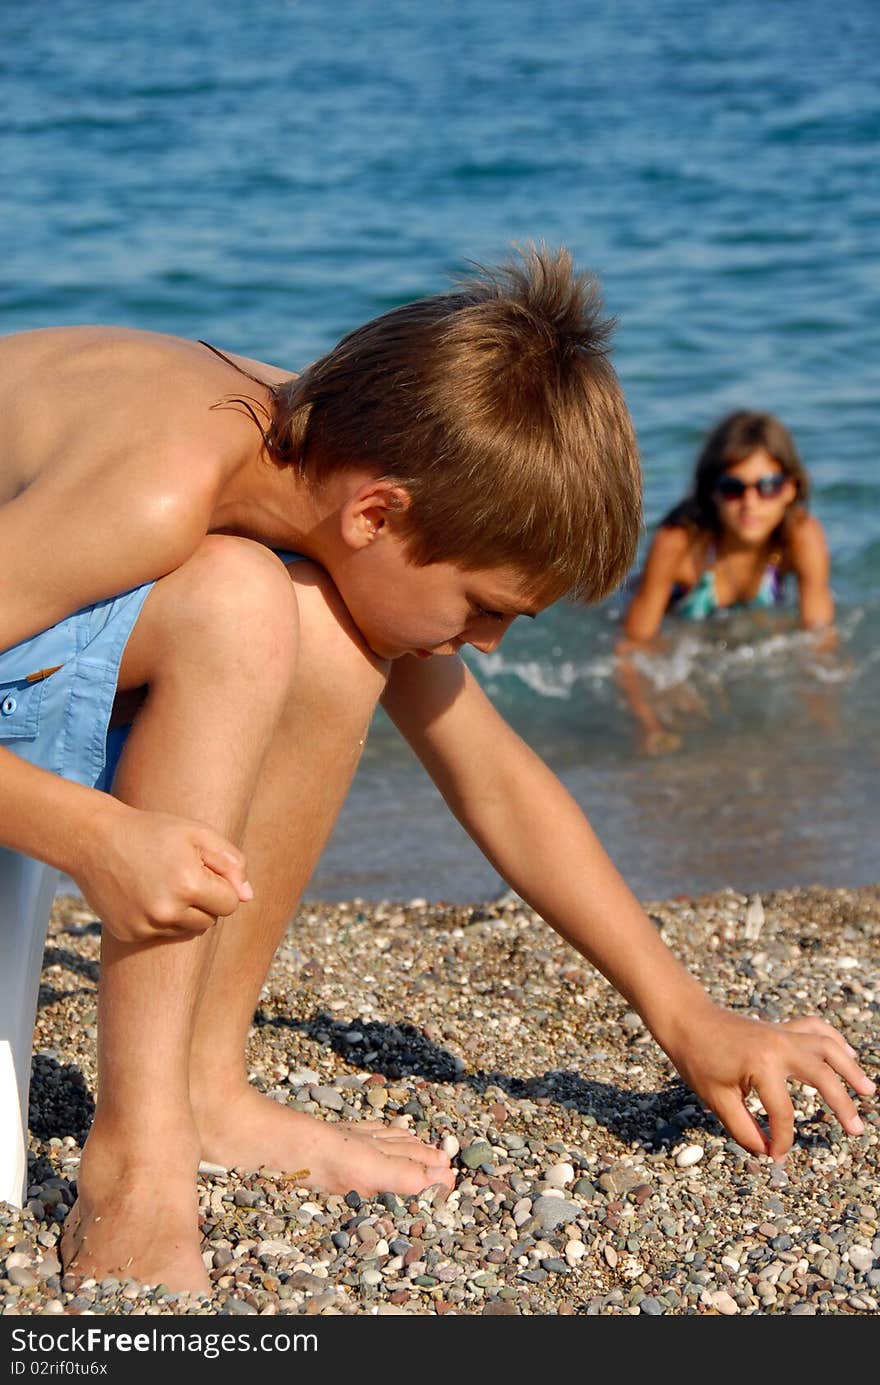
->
[0,550,307,798]
[0,583,156,795]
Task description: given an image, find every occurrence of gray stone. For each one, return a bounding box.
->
[311,1086,345,1112]
[639,1297,664,1315]
[598,1165,642,1197]
[7,1267,37,1288]
[460,1141,494,1170]
[528,1197,581,1233]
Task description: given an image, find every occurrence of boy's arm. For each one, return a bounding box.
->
[0,448,218,653]
[0,449,252,939]
[0,745,252,941]
[382,655,874,1158]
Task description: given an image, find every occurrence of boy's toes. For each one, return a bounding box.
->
[355,1123,452,1161]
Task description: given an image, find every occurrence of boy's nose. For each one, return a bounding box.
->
[465,627,508,654]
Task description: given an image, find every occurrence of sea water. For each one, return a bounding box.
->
[2,0,877,898]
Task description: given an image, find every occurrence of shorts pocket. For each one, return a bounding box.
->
[0,677,48,742]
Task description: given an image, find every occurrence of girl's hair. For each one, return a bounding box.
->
[250,246,642,603]
[660,410,809,540]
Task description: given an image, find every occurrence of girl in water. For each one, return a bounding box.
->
[619,411,833,751]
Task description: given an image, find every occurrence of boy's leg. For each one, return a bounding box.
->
[64,543,449,1292]
[186,563,453,1188]
[62,538,303,1291]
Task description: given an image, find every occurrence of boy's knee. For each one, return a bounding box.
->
[133,537,300,688]
[290,564,389,714]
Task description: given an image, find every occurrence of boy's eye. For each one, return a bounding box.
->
[474,606,506,622]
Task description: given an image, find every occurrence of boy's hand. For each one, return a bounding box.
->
[79,802,253,944]
[666,1005,875,1161]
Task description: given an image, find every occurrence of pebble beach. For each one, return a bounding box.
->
[2,884,878,1317]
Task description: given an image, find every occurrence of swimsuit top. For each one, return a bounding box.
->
[668,544,785,621]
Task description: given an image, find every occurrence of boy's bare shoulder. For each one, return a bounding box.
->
[0,326,291,502]
[0,327,296,646]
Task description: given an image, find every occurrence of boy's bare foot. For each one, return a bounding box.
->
[61,1190,209,1295]
[60,1133,210,1294]
[194,1086,455,1195]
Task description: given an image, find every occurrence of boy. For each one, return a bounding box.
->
[0,248,872,1292]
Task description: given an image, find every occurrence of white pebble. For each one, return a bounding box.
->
[198,1160,228,1177]
[743,894,765,941]
[705,1289,739,1315]
[848,1245,875,1273]
[721,1256,741,1272]
[287,1068,321,1087]
[441,1135,460,1158]
[675,1144,705,1168]
[565,1240,587,1265]
[543,1161,575,1189]
[257,1240,295,1258]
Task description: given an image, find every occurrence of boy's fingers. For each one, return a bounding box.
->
[784,1016,859,1060]
[752,1074,794,1162]
[817,1039,876,1097]
[711,1091,769,1157]
[192,865,243,920]
[196,833,252,901]
[799,1036,876,1098]
[805,1064,865,1137]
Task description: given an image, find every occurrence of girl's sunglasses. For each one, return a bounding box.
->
[715,473,788,501]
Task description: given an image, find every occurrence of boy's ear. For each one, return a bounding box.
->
[340,479,413,550]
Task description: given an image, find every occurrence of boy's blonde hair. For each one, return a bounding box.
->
[266,245,641,602]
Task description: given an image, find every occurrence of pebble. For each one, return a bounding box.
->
[7,1267,38,1288]
[704,1290,739,1315]
[7,883,880,1319]
[312,1086,345,1112]
[543,1162,575,1189]
[529,1197,581,1233]
[639,1297,664,1315]
[675,1144,705,1169]
[460,1140,493,1170]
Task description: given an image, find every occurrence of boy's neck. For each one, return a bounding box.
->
[209,455,371,570]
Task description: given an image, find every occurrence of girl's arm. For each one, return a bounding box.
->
[788,513,834,629]
[617,526,689,750]
[621,525,690,642]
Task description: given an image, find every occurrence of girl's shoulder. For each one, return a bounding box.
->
[650,522,711,580]
[780,508,828,571]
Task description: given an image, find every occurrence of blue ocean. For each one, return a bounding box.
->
[3,0,878,899]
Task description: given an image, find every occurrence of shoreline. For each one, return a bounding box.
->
[2,883,878,1316]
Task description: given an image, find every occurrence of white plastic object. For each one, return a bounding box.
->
[0,850,58,1207]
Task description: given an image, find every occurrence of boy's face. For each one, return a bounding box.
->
[336,533,544,662]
